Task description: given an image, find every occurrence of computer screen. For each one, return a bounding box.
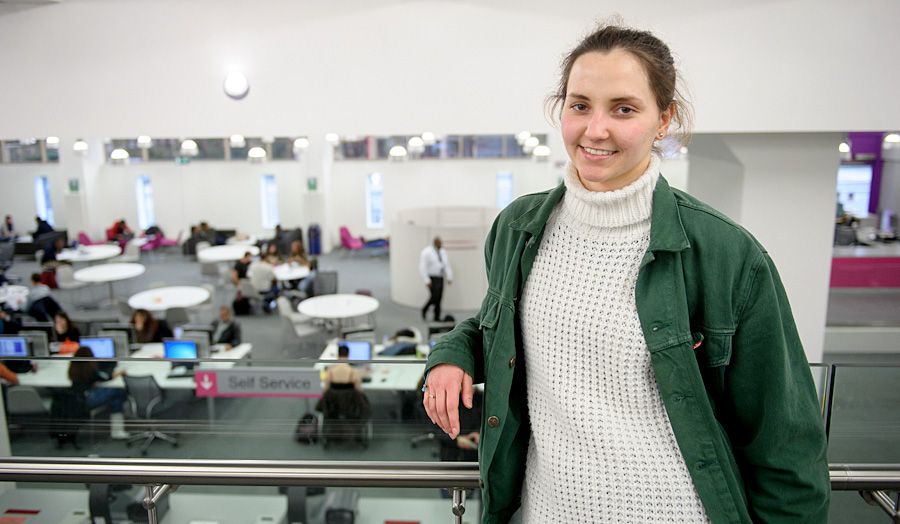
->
[164,339,198,359]
[338,340,372,361]
[20,331,49,358]
[80,337,116,359]
[21,322,53,342]
[0,337,30,358]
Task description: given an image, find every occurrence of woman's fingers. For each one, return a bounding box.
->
[423,364,468,437]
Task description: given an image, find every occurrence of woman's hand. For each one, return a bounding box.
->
[423,364,474,440]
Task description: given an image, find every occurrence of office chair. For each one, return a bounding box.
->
[313,270,338,296]
[56,264,90,302]
[6,385,50,438]
[317,383,372,449]
[0,241,14,272]
[123,375,178,455]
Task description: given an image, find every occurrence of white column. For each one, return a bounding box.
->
[686,133,841,363]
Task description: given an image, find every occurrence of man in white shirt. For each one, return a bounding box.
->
[419,236,452,321]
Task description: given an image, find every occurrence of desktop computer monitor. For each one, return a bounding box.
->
[79,337,116,359]
[0,336,30,358]
[163,339,199,359]
[337,340,372,361]
[182,332,210,358]
[97,331,130,359]
[98,324,136,345]
[20,331,49,358]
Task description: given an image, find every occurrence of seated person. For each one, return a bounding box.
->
[296,258,318,298]
[231,251,253,285]
[108,219,134,247]
[25,273,62,321]
[33,216,54,236]
[53,311,81,353]
[262,242,283,265]
[0,308,21,335]
[323,343,363,392]
[40,237,70,269]
[197,221,216,244]
[210,306,241,349]
[1,215,17,241]
[0,362,19,385]
[287,239,308,266]
[130,308,173,343]
[67,346,129,439]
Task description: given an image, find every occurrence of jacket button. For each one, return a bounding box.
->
[508,357,516,368]
[487,416,500,428]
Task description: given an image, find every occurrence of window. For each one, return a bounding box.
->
[34,176,54,226]
[260,174,279,229]
[837,164,872,217]
[271,137,295,160]
[3,140,44,163]
[366,172,385,229]
[193,138,226,160]
[147,139,179,161]
[496,172,513,209]
[136,175,156,230]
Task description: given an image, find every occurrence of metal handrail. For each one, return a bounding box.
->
[0,457,896,491]
[0,457,481,488]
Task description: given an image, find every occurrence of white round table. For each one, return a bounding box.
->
[74,263,146,302]
[298,294,379,319]
[227,235,258,246]
[0,285,29,311]
[274,263,310,283]
[128,286,210,313]
[197,245,260,263]
[57,244,121,263]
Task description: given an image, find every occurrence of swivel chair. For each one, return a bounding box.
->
[123,375,178,455]
[317,383,372,449]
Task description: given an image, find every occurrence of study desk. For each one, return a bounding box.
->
[315,340,428,392]
[128,285,210,313]
[17,343,252,421]
[74,262,145,302]
[57,244,121,263]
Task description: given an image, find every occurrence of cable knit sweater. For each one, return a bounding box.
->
[518,156,710,523]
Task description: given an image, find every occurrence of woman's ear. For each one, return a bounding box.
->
[659,102,675,136]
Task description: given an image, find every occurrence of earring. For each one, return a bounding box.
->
[657,132,665,139]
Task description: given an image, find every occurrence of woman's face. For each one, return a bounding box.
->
[134,313,146,330]
[54,315,67,333]
[561,49,672,192]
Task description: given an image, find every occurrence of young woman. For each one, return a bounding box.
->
[424,24,829,523]
[68,346,129,439]
[130,309,173,344]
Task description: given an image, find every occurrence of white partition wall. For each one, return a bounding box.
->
[390,207,498,311]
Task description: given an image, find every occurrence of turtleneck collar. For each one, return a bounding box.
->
[559,154,660,230]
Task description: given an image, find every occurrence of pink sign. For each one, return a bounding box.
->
[194,368,323,398]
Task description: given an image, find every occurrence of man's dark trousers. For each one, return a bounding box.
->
[422,276,444,321]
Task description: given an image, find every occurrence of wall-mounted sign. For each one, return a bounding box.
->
[195,368,322,398]
[67,178,79,194]
[307,177,318,192]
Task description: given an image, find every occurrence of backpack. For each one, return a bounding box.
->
[294,412,319,444]
[232,293,251,316]
[49,390,89,447]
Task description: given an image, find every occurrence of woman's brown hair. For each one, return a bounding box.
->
[67,346,97,385]
[130,308,158,343]
[547,22,693,146]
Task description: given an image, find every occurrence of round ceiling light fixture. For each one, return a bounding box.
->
[389,145,408,159]
[421,132,436,146]
[137,135,153,149]
[523,136,540,153]
[293,137,310,150]
[45,136,60,149]
[248,146,267,161]
[229,134,246,148]
[73,140,88,153]
[180,139,199,157]
[110,148,130,161]
[325,133,340,145]
[223,69,250,100]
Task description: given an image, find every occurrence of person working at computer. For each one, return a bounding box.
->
[52,311,81,353]
[68,346,129,439]
[323,343,363,392]
[419,236,452,322]
[210,306,241,349]
[130,309,173,344]
[423,24,829,523]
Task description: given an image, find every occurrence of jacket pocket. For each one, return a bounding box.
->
[695,330,733,368]
[478,291,502,355]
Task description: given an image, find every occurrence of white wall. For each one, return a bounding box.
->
[0,0,898,141]
[329,158,555,243]
[0,164,65,231]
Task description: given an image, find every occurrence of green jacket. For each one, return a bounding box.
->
[425,176,830,523]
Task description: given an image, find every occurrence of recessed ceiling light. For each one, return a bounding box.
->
[223,70,250,100]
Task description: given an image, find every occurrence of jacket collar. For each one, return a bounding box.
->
[508,174,690,252]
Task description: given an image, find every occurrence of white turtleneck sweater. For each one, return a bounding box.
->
[518,156,709,523]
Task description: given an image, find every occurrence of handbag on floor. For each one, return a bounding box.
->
[294,412,319,444]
